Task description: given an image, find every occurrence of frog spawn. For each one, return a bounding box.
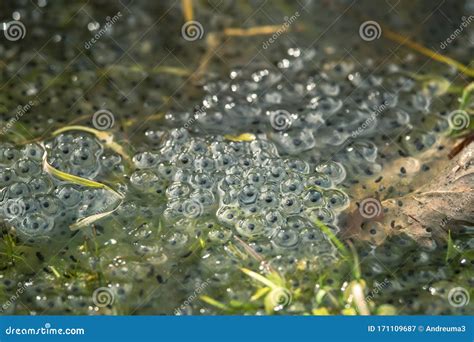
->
[0,137,121,243]
[129,129,349,278]
[171,48,452,182]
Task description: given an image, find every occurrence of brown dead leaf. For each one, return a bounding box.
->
[343,142,473,248]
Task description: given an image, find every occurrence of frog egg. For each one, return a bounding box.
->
[191,189,216,207]
[305,207,335,225]
[250,139,278,155]
[238,185,259,206]
[22,143,44,161]
[2,198,28,220]
[271,227,300,249]
[279,195,303,215]
[286,215,313,231]
[215,153,236,169]
[0,146,21,165]
[271,129,316,155]
[346,140,378,163]
[188,139,209,156]
[190,173,214,190]
[133,152,159,169]
[258,190,280,209]
[29,176,53,196]
[193,156,215,173]
[216,205,242,228]
[20,213,54,235]
[225,141,248,157]
[166,182,191,200]
[157,163,175,181]
[218,174,241,192]
[208,227,233,244]
[55,185,83,207]
[174,152,195,169]
[238,155,254,168]
[315,161,346,184]
[14,158,42,179]
[70,147,99,168]
[169,169,189,184]
[324,189,350,211]
[74,135,102,153]
[266,165,288,183]
[309,96,343,116]
[285,159,309,174]
[0,169,17,187]
[280,175,304,195]
[305,173,333,189]
[402,130,437,154]
[264,210,286,229]
[130,169,160,192]
[303,188,325,207]
[7,182,31,199]
[245,170,266,187]
[236,217,266,238]
[37,195,62,216]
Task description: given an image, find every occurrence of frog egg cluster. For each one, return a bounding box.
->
[0,137,120,243]
[45,133,124,179]
[172,48,451,179]
[131,128,349,267]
